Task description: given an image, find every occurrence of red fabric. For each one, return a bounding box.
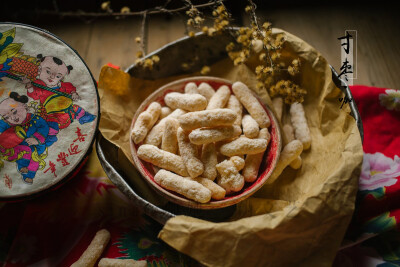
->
[27,79,76,103]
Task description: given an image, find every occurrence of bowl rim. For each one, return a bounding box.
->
[129,76,282,209]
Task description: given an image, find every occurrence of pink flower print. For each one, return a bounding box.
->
[379,89,400,111]
[359,152,400,191]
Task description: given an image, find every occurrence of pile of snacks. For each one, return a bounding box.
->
[132,81,274,204]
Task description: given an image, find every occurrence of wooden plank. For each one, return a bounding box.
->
[256,7,400,89]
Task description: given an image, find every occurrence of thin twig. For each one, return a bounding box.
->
[141,11,148,55]
[37,2,217,18]
[247,0,273,68]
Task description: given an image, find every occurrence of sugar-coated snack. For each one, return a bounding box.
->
[243,128,271,182]
[184,82,199,94]
[98,258,147,267]
[198,82,215,100]
[70,229,111,267]
[188,125,242,145]
[272,97,283,123]
[206,85,231,110]
[227,95,243,126]
[137,144,188,176]
[177,127,204,178]
[178,108,237,131]
[282,123,302,169]
[230,155,245,171]
[216,157,245,193]
[189,176,226,200]
[242,114,260,138]
[201,143,218,180]
[282,124,295,145]
[160,106,172,119]
[131,111,152,144]
[161,118,179,154]
[165,92,207,111]
[232,81,270,128]
[290,102,311,150]
[266,140,303,184]
[144,109,186,146]
[154,170,211,203]
[146,101,162,127]
[220,136,268,157]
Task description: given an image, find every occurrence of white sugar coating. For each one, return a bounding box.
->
[220,136,268,157]
[144,108,186,146]
[178,108,237,131]
[164,92,207,111]
[188,125,242,145]
[154,170,211,203]
[227,95,243,126]
[216,159,244,193]
[137,144,188,176]
[230,156,245,171]
[189,176,226,200]
[177,127,204,178]
[206,85,231,110]
[266,140,303,185]
[290,102,311,150]
[160,106,172,119]
[161,118,179,154]
[201,143,218,180]
[242,114,260,138]
[184,82,199,94]
[282,124,295,145]
[146,102,162,127]
[197,82,215,101]
[232,81,270,128]
[272,97,283,123]
[131,111,152,144]
[243,128,271,182]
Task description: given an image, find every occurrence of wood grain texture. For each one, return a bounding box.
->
[38,7,399,88]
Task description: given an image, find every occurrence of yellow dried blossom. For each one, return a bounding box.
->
[207,27,216,36]
[212,10,218,16]
[151,55,160,63]
[101,1,110,10]
[135,59,143,65]
[135,37,141,43]
[255,65,264,74]
[136,51,143,58]
[194,16,204,24]
[143,58,154,70]
[262,22,271,30]
[201,66,210,75]
[216,5,225,14]
[271,52,281,61]
[187,19,194,26]
[202,26,209,33]
[256,81,264,89]
[120,6,130,14]
[269,80,307,104]
[259,53,267,61]
[226,42,235,52]
[188,31,195,37]
[288,66,295,76]
[245,6,252,13]
[263,67,273,75]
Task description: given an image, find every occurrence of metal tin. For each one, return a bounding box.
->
[0,23,100,201]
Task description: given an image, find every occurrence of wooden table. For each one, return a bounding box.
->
[39,5,399,89]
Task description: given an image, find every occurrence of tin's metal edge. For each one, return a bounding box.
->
[0,22,101,202]
[96,134,174,224]
[330,65,364,143]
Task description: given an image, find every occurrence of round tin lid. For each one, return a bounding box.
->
[0,23,99,200]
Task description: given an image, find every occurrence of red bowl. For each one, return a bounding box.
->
[130,76,281,209]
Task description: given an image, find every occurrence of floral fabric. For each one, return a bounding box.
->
[335,86,400,266]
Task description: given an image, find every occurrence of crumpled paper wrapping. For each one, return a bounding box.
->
[98,29,363,267]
